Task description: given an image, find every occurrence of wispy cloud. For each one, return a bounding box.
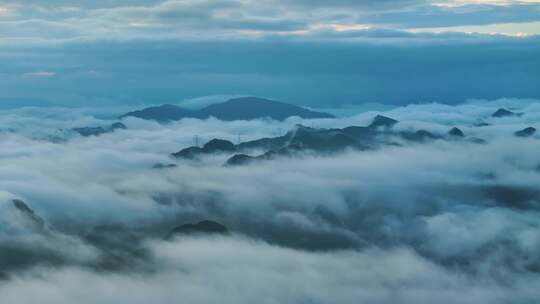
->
[1,0,539,45]
[22,71,56,77]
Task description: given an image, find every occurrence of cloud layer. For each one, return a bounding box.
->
[2,237,538,304]
[1,0,538,108]
[1,0,540,44]
[0,98,539,302]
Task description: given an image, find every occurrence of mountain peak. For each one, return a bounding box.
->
[492,108,517,118]
[121,104,195,121]
[121,97,334,121]
[369,115,398,129]
[514,127,536,137]
[199,97,334,121]
[203,139,236,153]
[448,127,465,137]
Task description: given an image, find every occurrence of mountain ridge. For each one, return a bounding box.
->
[121,97,334,121]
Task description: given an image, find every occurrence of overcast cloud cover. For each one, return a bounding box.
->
[1,0,539,107]
[1,98,540,302]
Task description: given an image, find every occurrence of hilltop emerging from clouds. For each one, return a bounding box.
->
[121,97,335,121]
[1,98,540,303]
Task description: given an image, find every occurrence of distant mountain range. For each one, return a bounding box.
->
[121,97,335,121]
[168,108,536,166]
[170,114,510,166]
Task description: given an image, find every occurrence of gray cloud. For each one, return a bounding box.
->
[1,98,540,301]
[363,3,540,28]
[1,99,540,248]
[3,236,537,304]
[2,1,538,109]
[1,0,539,45]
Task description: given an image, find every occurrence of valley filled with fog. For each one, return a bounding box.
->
[1,98,539,303]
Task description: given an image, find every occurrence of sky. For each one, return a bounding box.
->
[0,0,539,109]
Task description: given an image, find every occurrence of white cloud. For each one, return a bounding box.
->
[177,94,245,110]
[22,71,56,77]
[0,98,539,302]
[0,237,536,304]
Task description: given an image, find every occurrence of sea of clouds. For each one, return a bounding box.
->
[1,98,539,303]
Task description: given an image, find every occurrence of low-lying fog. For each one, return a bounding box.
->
[1,98,539,303]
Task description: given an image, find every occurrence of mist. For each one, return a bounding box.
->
[0,98,539,302]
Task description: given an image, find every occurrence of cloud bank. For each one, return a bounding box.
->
[0,98,539,302]
[1,0,539,108]
[2,237,538,304]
